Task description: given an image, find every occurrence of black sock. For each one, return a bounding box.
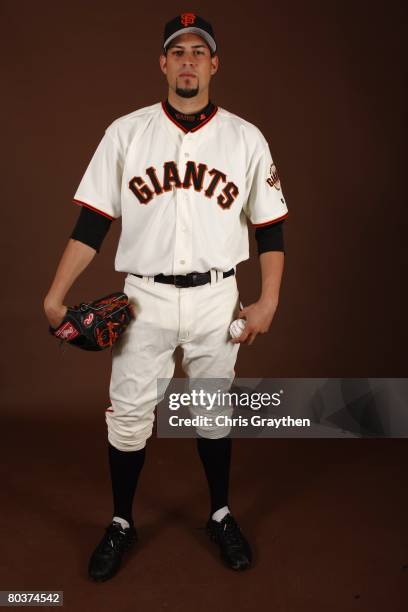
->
[108,442,146,526]
[196,436,232,517]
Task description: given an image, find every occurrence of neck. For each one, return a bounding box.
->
[167,89,210,114]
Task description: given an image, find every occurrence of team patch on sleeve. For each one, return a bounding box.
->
[266,164,281,190]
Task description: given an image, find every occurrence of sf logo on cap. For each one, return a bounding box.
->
[180,12,196,26]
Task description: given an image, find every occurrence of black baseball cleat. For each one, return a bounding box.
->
[206,513,252,570]
[88,521,137,582]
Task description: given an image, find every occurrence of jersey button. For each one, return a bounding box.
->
[184,152,189,158]
[179,259,186,264]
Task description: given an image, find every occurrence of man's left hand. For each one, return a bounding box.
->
[231,298,278,346]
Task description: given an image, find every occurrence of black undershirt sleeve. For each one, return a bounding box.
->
[255,220,285,255]
[70,205,112,253]
[70,203,284,257]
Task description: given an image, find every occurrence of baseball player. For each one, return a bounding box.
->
[43,13,288,581]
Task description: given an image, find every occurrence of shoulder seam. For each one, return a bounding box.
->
[111,103,161,125]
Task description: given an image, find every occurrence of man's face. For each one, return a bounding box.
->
[159,33,218,98]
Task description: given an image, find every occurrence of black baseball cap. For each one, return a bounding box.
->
[163,13,217,54]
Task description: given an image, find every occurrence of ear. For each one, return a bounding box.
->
[159,53,167,75]
[210,54,219,76]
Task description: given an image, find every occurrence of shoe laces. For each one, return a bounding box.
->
[101,521,129,553]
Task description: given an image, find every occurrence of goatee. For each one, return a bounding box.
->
[175,86,199,98]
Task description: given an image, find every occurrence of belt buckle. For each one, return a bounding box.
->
[174,274,189,288]
[190,272,200,286]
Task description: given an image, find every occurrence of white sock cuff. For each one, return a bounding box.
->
[212,506,230,522]
[112,516,130,530]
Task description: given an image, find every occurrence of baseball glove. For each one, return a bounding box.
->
[48,292,134,351]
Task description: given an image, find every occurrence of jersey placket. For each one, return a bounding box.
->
[174,130,196,343]
[173,131,194,276]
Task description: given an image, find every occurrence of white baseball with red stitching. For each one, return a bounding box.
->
[229,318,246,339]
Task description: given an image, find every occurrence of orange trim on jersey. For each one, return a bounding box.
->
[191,105,218,132]
[161,101,218,133]
[73,199,115,220]
[252,212,288,227]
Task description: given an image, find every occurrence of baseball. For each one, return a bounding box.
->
[229,318,246,339]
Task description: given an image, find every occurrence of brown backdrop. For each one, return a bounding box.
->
[1,2,407,609]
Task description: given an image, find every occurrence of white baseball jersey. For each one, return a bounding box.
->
[73,101,288,276]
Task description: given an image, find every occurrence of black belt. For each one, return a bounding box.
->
[132,268,234,288]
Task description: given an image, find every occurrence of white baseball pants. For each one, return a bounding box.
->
[106,270,241,451]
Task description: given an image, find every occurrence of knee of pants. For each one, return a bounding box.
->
[105,412,153,452]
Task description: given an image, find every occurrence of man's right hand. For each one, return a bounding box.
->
[44,299,68,329]
[42,239,98,330]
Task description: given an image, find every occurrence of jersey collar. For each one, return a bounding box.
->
[161,99,218,134]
